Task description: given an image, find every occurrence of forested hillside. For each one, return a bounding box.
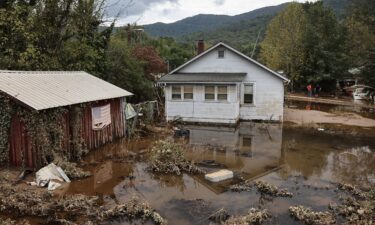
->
[143,3,288,38]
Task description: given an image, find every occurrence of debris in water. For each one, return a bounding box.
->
[148,140,204,175]
[337,183,366,198]
[289,205,335,225]
[224,208,271,225]
[255,181,293,197]
[208,208,230,223]
[205,169,234,182]
[99,197,167,225]
[56,161,91,180]
[34,163,70,188]
[229,180,253,192]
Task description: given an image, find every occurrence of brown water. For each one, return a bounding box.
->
[64,121,375,225]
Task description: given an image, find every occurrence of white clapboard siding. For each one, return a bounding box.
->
[165,46,285,123]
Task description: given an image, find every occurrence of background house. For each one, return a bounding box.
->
[159,42,289,124]
[0,71,132,168]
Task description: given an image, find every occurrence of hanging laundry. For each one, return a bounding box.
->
[125,103,137,120]
[92,104,111,130]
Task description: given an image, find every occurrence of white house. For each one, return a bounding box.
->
[159,42,289,124]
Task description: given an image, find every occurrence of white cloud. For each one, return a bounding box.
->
[108,0,316,25]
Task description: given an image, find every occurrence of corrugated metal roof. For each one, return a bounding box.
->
[0,70,133,111]
[159,73,246,83]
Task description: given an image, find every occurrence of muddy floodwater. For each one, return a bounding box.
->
[63,117,375,224]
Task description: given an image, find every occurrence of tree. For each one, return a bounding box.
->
[345,0,375,86]
[105,30,156,103]
[301,1,346,84]
[260,3,307,89]
[0,0,112,74]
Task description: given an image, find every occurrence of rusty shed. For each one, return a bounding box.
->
[0,70,133,168]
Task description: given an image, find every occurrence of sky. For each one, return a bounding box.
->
[104,0,316,25]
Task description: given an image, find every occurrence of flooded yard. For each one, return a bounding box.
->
[65,123,374,224]
[1,102,375,225]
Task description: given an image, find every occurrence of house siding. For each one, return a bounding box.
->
[166,85,240,124]
[165,47,284,123]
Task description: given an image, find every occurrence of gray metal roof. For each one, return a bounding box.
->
[168,42,290,82]
[0,70,133,111]
[159,73,246,83]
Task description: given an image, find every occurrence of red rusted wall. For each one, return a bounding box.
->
[8,98,126,168]
[9,115,33,168]
[81,98,125,150]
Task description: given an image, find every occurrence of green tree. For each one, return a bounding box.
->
[301,1,345,84]
[0,0,112,74]
[345,0,375,86]
[105,30,156,103]
[260,3,307,89]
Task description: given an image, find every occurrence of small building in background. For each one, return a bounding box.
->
[158,42,289,124]
[0,71,132,168]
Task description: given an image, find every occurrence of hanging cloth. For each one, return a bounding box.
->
[92,104,111,130]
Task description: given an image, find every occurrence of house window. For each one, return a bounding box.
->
[244,84,254,104]
[205,86,215,100]
[172,86,182,100]
[183,86,194,100]
[218,50,225,58]
[217,86,228,101]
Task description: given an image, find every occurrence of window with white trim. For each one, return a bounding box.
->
[205,85,228,101]
[172,86,182,100]
[244,84,254,104]
[183,85,194,100]
[217,86,228,101]
[205,86,215,100]
[218,50,225,58]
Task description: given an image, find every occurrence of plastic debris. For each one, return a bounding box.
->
[33,163,70,189]
[205,169,234,182]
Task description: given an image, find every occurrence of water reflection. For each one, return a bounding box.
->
[185,123,284,186]
[65,121,375,225]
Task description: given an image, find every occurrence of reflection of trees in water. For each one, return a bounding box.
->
[281,128,332,179]
[150,173,187,192]
[331,147,375,185]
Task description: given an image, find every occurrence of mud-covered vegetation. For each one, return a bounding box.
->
[0,172,166,225]
[229,180,293,197]
[148,141,204,175]
[289,205,335,225]
[224,208,271,225]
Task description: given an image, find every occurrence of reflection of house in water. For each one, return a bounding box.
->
[185,122,284,193]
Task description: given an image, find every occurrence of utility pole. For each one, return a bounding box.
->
[251,30,262,58]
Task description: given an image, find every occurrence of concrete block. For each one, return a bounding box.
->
[205,169,234,182]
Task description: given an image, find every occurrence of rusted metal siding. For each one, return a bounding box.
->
[9,115,34,168]
[81,98,125,150]
[8,97,126,168]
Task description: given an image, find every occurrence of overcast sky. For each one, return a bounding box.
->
[104,0,316,25]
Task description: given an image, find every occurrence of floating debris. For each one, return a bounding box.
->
[255,181,293,197]
[289,205,335,225]
[99,197,167,225]
[224,208,271,225]
[337,183,366,198]
[57,161,91,180]
[148,141,204,175]
[0,177,166,225]
[229,180,253,192]
[209,208,230,223]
